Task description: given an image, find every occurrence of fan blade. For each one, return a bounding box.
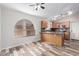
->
[29,4,35,6]
[41,3,45,4]
[41,6,45,9]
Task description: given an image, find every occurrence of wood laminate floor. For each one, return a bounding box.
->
[0,40,79,56]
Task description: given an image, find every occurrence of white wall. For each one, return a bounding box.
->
[1,6,42,49]
[0,6,1,50]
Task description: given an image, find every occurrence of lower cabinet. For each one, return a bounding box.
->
[64,32,70,40]
[41,32,64,47]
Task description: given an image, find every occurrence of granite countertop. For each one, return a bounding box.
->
[41,32,64,35]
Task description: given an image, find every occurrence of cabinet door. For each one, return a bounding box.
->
[52,23,55,28]
[55,35,64,46]
[41,20,48,28]
[52,23,56,28]
[41,33,54,43]
[56,23,60,28]
[50,34,56,44]
[52,23,60,28]
[41,33,47,42]
[60,21,70,28]
[45,34,51,42]
[64,32,70,40]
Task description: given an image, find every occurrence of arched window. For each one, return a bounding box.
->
[14,19,35,38]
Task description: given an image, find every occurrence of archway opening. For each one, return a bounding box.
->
[14,19,35,38]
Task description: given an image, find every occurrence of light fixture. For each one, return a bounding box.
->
[51,10,72,21]
[67,11,73,15]
[29,3,45,10]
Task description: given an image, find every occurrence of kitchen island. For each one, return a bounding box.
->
[41,32,64,47]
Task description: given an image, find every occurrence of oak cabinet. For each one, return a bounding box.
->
[52,21,70,28]
[41,20,48,28]
[41,32,64,47]
[52,23,60,28]
[60,21,70,28]
[41,20,70,29]
[64,32,70,40]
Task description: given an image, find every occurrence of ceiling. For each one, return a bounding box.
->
[0,3,79,18]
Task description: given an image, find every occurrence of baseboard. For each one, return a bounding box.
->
[1,42,26,51]
[0,39,39,52]
[71,39,79,41]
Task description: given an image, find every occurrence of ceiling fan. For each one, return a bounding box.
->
[29,3,45,10]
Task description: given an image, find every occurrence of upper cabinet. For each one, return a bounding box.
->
[52,21,70,28]
[60,21,70,28]
[52,22,60,28]
[41,20,48,28]
[41,20,70,29]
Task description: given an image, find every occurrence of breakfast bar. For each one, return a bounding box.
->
[41,32,64,47]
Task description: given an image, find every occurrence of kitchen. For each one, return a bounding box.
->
[41,19,70,47]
